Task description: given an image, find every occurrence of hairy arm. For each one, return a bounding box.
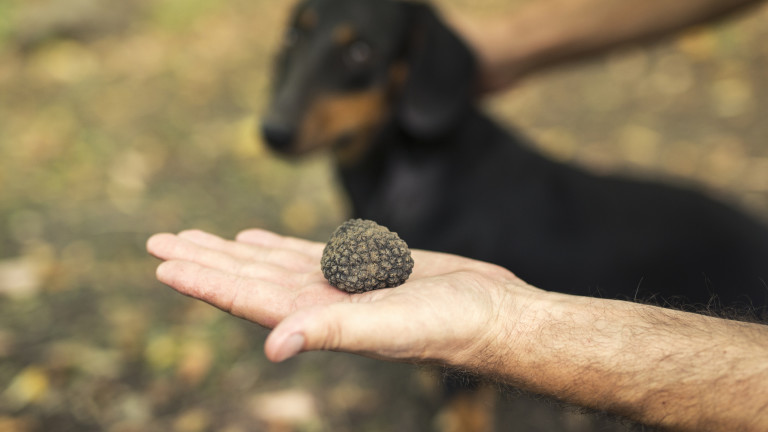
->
[447,0,764,92]
[148,229,768,431]
[469,291,768,431]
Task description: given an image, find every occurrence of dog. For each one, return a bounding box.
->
[262,0,768,309]
[261,0,768,429]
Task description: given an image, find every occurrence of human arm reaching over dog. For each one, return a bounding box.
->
[147,229,768,432]
[447,0,765,93]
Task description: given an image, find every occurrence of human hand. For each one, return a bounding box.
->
[146,229,541,367]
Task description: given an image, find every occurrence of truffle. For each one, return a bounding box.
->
[321,219,414,293]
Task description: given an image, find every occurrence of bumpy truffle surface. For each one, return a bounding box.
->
[321,219,414,293]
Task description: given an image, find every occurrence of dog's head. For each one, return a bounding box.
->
[261,0,475,165]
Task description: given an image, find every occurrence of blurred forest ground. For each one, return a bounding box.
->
[0,0,767,431]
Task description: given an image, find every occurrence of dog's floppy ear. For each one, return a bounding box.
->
[397,2,476,138]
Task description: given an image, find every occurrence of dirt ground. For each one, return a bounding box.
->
[1,0,767,431]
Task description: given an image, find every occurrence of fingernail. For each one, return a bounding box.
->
[274,333,305,362]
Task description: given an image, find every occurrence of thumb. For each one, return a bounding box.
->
[264,301,417,362]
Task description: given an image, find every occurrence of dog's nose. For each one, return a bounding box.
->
[261,122,296,152]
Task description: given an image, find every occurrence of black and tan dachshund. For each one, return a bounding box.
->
[261,0,768,428]
[262,0,768,309]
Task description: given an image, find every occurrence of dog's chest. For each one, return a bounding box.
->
[346,150,450,231]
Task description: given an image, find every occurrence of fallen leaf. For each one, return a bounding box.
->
[0,257,46,300]
[3,366,50,409]
[173,408,211,432]
[249,389,318,426]
[176,339,214,386]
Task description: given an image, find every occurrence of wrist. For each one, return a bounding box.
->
[448,6,569,94]
[449,17,534,93]
[453,288,622,394]
[441,278,555,378]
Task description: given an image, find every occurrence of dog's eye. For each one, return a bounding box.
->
[343,40,372,67]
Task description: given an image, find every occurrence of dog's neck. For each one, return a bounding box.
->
[337,110,458,178]
[336,106,548,220]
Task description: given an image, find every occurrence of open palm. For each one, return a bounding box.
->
[147,228,536,365]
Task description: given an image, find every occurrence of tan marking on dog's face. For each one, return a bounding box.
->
[298,8,317,30]
[297,88,389,165]
[333,24,357,46]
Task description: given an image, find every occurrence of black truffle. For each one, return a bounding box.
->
[321,219,414,293]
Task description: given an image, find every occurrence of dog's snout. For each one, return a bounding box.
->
[261,122,296,152]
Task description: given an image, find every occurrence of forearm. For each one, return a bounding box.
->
[448,0,763,91]
[460,290,768,431]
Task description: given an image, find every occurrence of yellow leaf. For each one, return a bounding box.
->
[3,367,49,408]
[176,340,213,386]
[144,333,179,371]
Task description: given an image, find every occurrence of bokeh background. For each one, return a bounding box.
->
[1,0,767,431]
